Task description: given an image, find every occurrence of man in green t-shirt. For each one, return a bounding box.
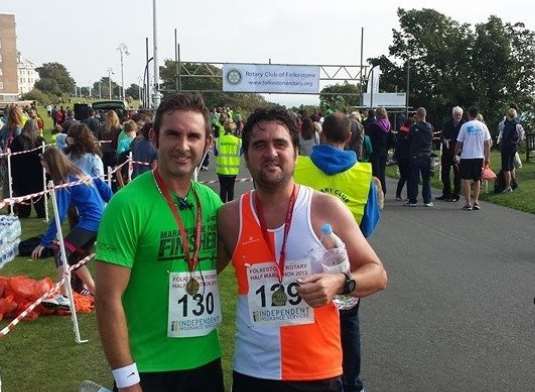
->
[95,94,224,392]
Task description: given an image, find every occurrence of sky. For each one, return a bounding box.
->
[2,0,535,106]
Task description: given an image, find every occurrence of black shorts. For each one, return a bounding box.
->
[113,359,224,392]
[460,159,484,181]
[54,227,96,269]
[232,372,343,392]
[501,149,516,171]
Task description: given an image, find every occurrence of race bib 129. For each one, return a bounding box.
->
[168,270,221,338]
[246,260,314,327]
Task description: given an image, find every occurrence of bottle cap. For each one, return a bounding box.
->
[320,223,333,235]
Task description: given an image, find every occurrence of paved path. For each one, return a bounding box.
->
[199,164,535,392]
[362,178,535,392]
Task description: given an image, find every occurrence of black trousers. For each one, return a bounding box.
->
[408,156,432,204]
[371,152,387,195]
[218,175,236,203]
[232,372,342,392]
[13,183,46,219]
[396,158,410,198]
[441,153,461,197]
[340,303,364,392]
[113,359,224,392]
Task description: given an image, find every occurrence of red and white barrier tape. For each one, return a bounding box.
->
[109,159,131,174]
[0,140,111,159]
[0,253,95,337]
[130,160,151,166]
[199,177,254,186]
[0,145,47,158]
[0,177,94,210]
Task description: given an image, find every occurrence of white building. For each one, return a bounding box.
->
[17,53,39,96]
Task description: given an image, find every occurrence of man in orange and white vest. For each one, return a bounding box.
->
[217,107,387,392]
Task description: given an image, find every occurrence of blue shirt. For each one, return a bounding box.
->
[70,153,105,178]
[41,176,113,246]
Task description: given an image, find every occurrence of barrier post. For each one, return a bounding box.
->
[107,166,113,188]
[42,142,49,222]
[49,180,88,344]
[6,149,14,215]
[128,151,133,182]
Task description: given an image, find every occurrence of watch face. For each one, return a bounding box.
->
[348,280,357,293]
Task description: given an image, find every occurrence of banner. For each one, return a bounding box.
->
[223,64,320,94]
[362,93,406,107]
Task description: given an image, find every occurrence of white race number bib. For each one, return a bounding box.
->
[247,260,314,327]
[168,269,221,338]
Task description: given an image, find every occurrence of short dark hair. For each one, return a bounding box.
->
[153,93,210,137]
[322,112,351,143]
[242,107,300,154]
[468,106,479,118]
[140,122,153,139]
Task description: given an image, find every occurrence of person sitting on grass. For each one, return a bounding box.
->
[31,147,112,307]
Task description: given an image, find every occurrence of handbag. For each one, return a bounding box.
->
[481,165,497,181]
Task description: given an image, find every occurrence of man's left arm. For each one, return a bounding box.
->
[298,194,387,307]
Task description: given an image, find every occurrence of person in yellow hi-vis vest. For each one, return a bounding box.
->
[294,112,382,392]
[215,119,242,202]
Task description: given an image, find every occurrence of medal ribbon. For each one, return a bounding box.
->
[254,185,298,283]
[153,168,202,273]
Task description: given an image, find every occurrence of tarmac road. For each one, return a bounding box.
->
[362,178,535,392]
[199,161,535,392]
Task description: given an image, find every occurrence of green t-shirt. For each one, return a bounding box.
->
[96,171,223,372]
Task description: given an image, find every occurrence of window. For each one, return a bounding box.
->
[0,53,2,62]
[0,68,3,76]
[0,82,4,89]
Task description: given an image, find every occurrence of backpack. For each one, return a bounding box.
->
[502,121,520,147]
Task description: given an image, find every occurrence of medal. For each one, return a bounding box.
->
[154,168,203,285]
[186,277,200,296]
[271,285,287,306]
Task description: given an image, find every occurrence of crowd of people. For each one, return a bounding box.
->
[0,93,529,392]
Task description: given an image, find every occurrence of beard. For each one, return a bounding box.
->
[250,160,294,192]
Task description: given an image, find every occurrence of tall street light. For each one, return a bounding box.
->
[117,43,130,101]
[152,0,162,109]
[106,68,114,100]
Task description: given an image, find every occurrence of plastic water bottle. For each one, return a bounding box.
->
[79,380,113,392]
[318,224,359,310]
[319,224,350,274]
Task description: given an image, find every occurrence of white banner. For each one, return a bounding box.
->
[362,92,407,107]
[223,64,320,94]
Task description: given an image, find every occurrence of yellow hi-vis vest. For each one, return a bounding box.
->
[294,156,372,224]
[215,133,242,176]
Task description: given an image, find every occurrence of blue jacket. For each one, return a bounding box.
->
[310,144,381,238]
[41,176,113,246]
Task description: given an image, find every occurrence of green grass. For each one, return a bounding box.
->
[386,150,535,214]
[0,215,238,391]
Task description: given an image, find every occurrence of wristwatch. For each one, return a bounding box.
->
[341,272,357,295]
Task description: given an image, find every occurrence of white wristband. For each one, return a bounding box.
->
[112,363,140,389]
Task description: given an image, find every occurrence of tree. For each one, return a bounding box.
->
[22,88,52,106]
[34,78,62,96]
[370,8,535,131]
[80,87,91,97]
[126,83,140,100]
[92,77,121,99]
[159,60,269,112]
[35,62,75,95]
[319,82,361,112]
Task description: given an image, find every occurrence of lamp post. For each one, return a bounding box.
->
[152,0,162,108]
[117,43,130,101]
[106,68,114,100]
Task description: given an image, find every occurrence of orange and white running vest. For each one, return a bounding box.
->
[231,185,342,381]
